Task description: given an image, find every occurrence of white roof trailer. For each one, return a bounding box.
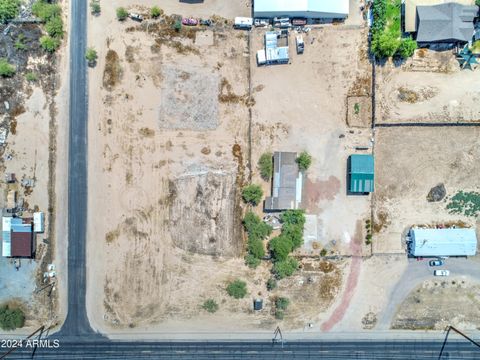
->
[234,17,253,29]
[34,212,44,233]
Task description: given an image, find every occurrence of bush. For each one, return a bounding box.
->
[281,209,306,228]
[320,248,327,257]
[40,35,60,52]
[296,151,312,171]
[0,305,24,330]
[85,47,97,63]
[275,297,290,310]
[281,223,303,250]
[275,309,284,320]
[0,0,20,23]
[242,184,263,206]
[0,58,15,77]
[32,1,61,22]
[245,254,261,268]
[25,72,38,81]
[150,6,162,18]
[269,235,293,262]
[173,20,182,32]
[243,212,272,241]
[90,0,100,15]
[273,257,299,279]
[248,237,265,259]
[226,279,247,299]
[14,34,26,50]
[371,32,400,58]
[202,299,218,313]
[116,7,128,21]
[45,16,64,38]
[397,36,417,58]
[266,277,277,291]
[258,152,273,181]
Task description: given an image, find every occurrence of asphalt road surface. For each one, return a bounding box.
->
[20,0,480,358]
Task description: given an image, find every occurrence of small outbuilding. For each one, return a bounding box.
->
[348,154,374,194]
[264,152,303,211]
[253,298,263,311]
[2,217,34,258]
[409,228,477,257]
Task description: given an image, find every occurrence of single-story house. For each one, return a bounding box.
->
[348,154,374,194]
[409,228,477,257]
[253,0,349,20]
[405,0,478,43]
[264,152,303,211]
[2,217,34,258]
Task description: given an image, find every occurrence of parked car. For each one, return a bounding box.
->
[182,17,198,26]
[429,259,444,266]
[254,18,269,27]
[199,19,212,26]
[434,270,450,276]
[129,13,143,22]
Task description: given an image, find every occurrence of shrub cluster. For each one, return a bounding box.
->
[296,151,312,171]
[0,305,24,330]
[226,279,247,299]
[0,58,15,77]
[241,184,263,206]
[258,152,273,181]
[202,299,219,313]
[33,0,63,52]
[0,0,21,23]
[243,211,272,268]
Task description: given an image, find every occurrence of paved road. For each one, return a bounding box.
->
[57,0,93,337]
[377,256,480,330]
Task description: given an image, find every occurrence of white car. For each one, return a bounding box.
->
[434,270,450,276]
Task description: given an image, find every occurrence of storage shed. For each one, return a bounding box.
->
[254,0,349,20]
[348,154,374,194]
[409,228,477,257]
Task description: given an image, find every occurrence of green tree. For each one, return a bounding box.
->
[269,235,293,262]
[372,32,400,58]
[116,7,128,21]
[0,0,20,23]
[275,297,290,310]
[258,152,273,181]
[0,58,15,77]
[243,211,272,241]
[226,279,247,299]
[280,209,306,228]
[282,223,303,250]
[40,35,60,52]
[273,257,299,279]
[202,299,218,313]
[0,306,24,330]
[32,1,61,22]
[248,237,265,259]
[45,16,64,38]
[90,0,100,15]
[266,277,277,291]
[242,184,263,206]
[398,37,417,58]
[85,47,97,64]
[150,6,162,18]
[296,151,312,171]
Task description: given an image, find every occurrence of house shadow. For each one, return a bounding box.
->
[179,0,204,3]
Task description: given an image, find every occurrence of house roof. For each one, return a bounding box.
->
[404,0,475,33]
[254,0,349,16]
[11,231,33,257]
[349,155,374,193]
[416,3,478,43]
[264,152,303,211]
[410,228,477,256]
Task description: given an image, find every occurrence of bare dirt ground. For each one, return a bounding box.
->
[376,50,480,123]
[392,277,480,331]
[250,25,372,257]
[373,127,480,253]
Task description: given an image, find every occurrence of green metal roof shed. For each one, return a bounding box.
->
[349,154,374,193]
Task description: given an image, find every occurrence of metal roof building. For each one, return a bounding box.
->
[254,0,349,19]
[410,228,477,257]
[2,217,33,258]
[348,154,374,194]
[264,152,303,211]
[415,3,478,43]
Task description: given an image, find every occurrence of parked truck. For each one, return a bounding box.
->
[296,35,304,54]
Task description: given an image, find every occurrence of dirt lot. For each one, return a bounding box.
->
[392,277,480,330]
[376,50,480,123]
[0,21,63,331]
[250,25,372,256]
[373,127,480,253]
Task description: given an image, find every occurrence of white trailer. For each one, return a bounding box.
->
[256,50,266,65]
[34,212,44,233]
[234,17,253,29]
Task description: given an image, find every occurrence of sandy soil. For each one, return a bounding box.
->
[373,127,480,253]
[376,50,480,123]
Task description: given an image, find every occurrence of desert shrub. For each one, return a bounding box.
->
[45,16,64,38]
[116,7,128,21]
[226,279,247,299]
[242,184,263,206]
[275,297,290,310]
[269,235,293,262]
[202,299,218,313]
[173,20,182,32]
[248,237,265,260]
[150,6,162,18]
[320,248,327,257]
[0,305,24,330]
[273,257,299,279]
[266,277,277,291]
[245,254,261,268]
[85,47,97,62]
[14,34,26,50]
[398,36,417,58]
[243,211,272,241]
[0,58,15,77]
[258,152,273,181]
[40,35,60,52]
[25,72,38,81]
[275,309,284,320]
[296,151,312,171]
[32,0,61,22]
[0,0,20,23]
[90,0,100,14]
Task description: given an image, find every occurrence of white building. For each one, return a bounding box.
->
[254,0,349,20]
[409,228,477,257]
